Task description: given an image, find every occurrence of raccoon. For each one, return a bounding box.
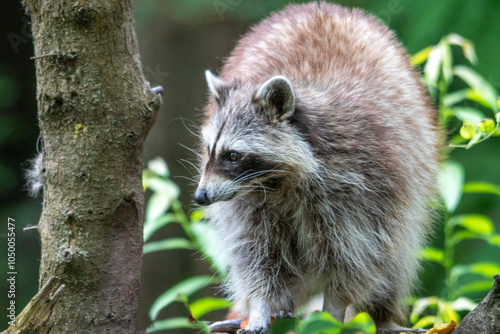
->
[194,2,440,333]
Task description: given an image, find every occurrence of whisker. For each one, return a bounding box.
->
[235,170,274,181]
[173,117,202,140]
[179,159,201,174]
[233,169,256,182]
[233,164,289,182]
[172,175,198,183]
[239,184,273,191]
[235,169,291,183]
[178,143,201,159]
[177,160,197,176]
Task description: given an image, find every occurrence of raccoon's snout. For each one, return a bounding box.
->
[194,188,211,206]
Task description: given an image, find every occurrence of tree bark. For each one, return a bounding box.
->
[5,0,161,332]
[452,274,500,334]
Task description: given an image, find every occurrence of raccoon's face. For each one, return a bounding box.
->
[194,71,298,206]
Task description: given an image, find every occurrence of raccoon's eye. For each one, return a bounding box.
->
[225,151,240,162]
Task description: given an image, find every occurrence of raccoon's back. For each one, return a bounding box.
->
[220,2,437,141]
[221,2,415,96]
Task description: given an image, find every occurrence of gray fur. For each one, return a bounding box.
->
[25,152,43,197]
[195,3,440,333]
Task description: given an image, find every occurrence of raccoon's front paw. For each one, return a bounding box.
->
[236,328,268,334]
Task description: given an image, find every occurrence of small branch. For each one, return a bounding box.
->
[151,85,164,96]
[2,276,64,334]
[377,330,426,334]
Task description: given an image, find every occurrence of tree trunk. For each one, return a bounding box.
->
[5,0,161,332]
[452,274,500,334]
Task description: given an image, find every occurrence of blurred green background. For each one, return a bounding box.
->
[0,0,499,332]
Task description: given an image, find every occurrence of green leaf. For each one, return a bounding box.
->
[449,106,485,125]
[148,157,170,177]
[438,162,464,213]
[450,230,477,245]
[412,315,437,329]
[449,297,477,311]
[449,133,468,146]
[452,262,500,280]
[478,119,496,134]
[446,33,477,64]
[189,297,232,319]
[144,238,195,254]
[270,318,299,334]
[143,176,180,241]
[418,248,444,264]
[459,280,495,294]
[443,89,470,108]
[144,213,178,242]
[190,210,204,222]
[469,262,500,278]
[149,275,217,320]
[300,312,342,334]
[147,317,200,333]
[424,44,444,88]
[463,182,500,196]
[466,89,493,109]
[144,193,171,238]
[411,46,433,66]
[441,41,453,85]
[460,121,477,139]
[453,65,499,111]
[451,214,494,235]
[489,234,500,246]
[442,303,460,323]
[344,312,376,334]
[411,297,439,323]
[451,265,469,279]
[147,176,180,196]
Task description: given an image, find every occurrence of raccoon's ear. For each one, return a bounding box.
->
[205,70,226,101]
[256,76,295,121]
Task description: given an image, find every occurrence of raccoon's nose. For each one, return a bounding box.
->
[194,188,211,206]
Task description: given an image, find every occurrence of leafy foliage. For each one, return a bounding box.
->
[270,312,376,334]
[409,34,500,327]
[415,33,499,149]
[143,158,228,333]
